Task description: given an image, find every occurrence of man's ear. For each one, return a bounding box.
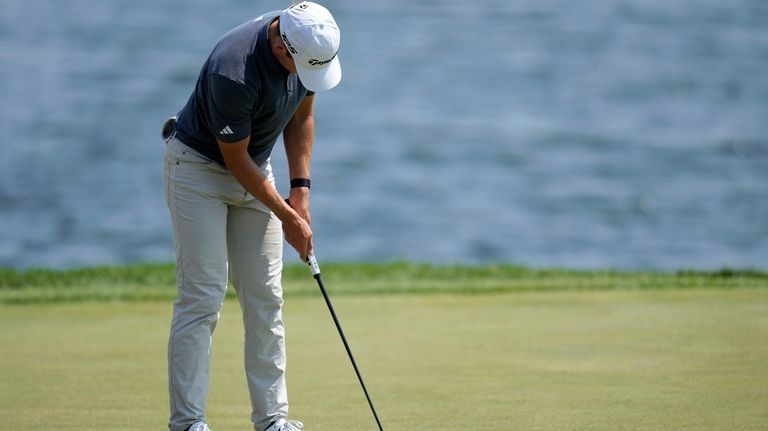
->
[274,43,288,60]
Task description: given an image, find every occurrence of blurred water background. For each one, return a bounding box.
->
[1,0,767,270]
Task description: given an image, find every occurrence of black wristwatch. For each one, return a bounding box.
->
[290,178,311,189]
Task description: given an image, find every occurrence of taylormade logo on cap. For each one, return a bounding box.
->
[280,1,342,92]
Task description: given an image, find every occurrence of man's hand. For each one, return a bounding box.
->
[288,186,311,224]
[282,211,313,262]
[286,186,312,258]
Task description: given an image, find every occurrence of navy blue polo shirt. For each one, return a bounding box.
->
[174,12,313,166]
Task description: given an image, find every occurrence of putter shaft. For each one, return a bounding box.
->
[308,256,384,431]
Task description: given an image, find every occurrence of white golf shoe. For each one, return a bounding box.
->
[264,418,304,431]
[188,421,212,431]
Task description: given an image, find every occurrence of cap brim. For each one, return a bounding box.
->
[296,55,341,92]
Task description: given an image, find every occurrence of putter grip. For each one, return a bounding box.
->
[307,255,321,276]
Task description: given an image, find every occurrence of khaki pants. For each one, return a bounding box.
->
[164,136,288,431]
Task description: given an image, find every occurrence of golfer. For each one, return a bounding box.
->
[161,2,341,431]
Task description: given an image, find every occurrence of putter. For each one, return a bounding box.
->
[306,254,385,431]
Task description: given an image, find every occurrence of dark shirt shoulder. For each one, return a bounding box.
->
[174,12,311,166]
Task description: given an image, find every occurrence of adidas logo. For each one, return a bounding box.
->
[219,125,234,135]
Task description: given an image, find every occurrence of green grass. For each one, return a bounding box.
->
[0,263,767,430]
[1,261,766,304]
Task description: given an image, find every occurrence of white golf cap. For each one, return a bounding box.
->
[280,1,342,92]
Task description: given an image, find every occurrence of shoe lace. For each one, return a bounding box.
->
[283,419,303,431]
[270,418,302,431]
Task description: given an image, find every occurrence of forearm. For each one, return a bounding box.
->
[219,139,295,222]
[284,122,313,182]
[229,156,296,220]
[284,122,312,206]
[220,142,313,259]
[284,96,314,181]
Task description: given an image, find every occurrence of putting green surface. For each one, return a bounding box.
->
[1,286,767,430]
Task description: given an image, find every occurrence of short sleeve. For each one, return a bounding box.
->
[204,74,255,143]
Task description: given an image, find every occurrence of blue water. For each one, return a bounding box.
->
[1,0,767,269]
